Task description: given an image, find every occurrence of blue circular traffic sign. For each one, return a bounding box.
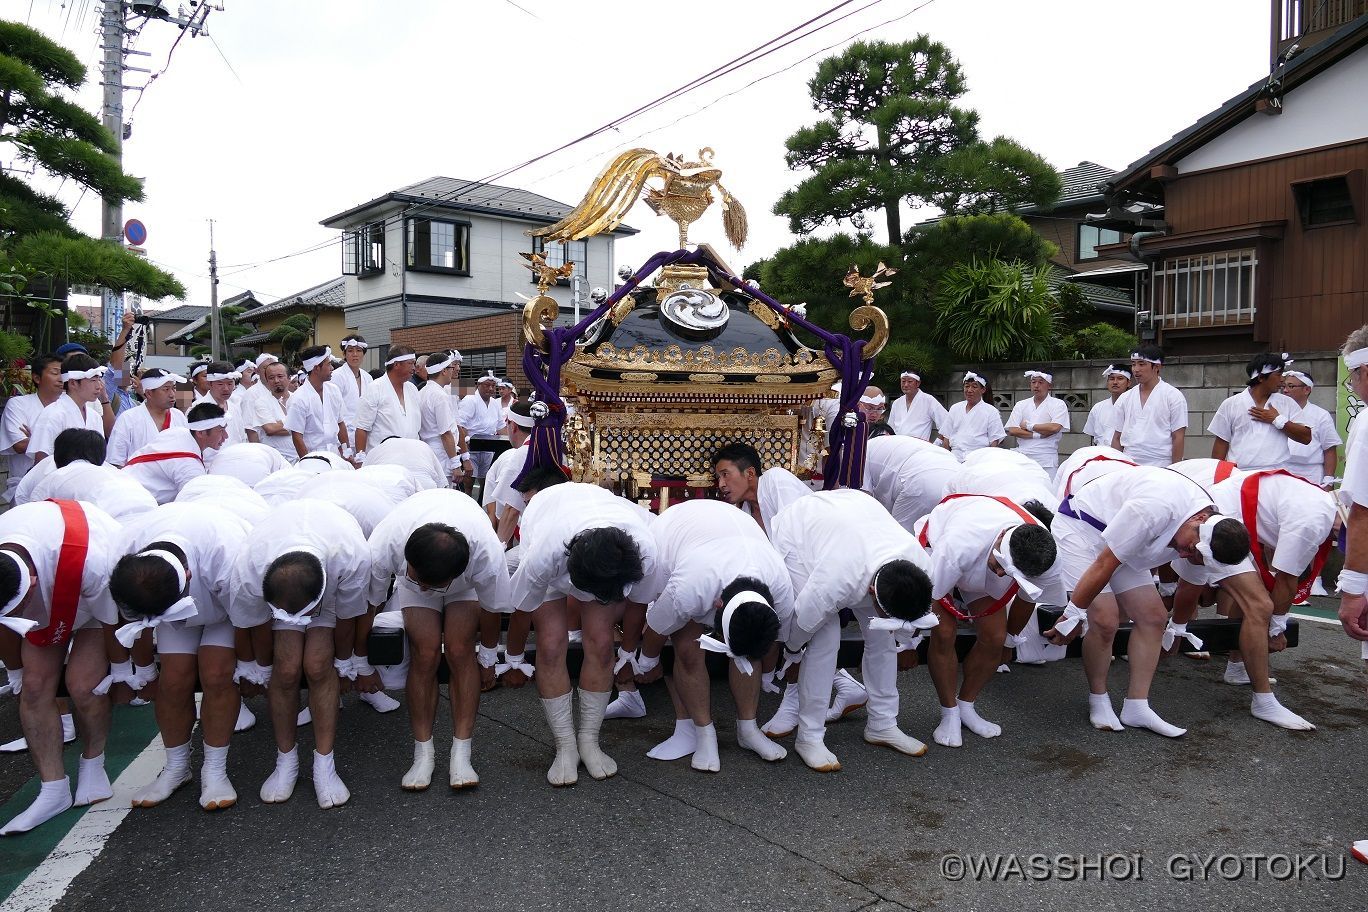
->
[124,219,147,245]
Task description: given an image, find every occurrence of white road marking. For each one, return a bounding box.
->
[1290,612,1342,626]
[0,734,165,912]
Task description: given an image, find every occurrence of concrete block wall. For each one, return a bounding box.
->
[924,351,1342,459]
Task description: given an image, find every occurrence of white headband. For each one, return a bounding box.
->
[498,380,515,390]
[962,371,986,387]
[1129,352,1162,365]
[140,372,185,392]
[859,394,886,406]
[449,349,463,361]
[479,371,497,382]
[697,590,773,675]
[1346,348,1368,371]
[204,371,241,382]
[301,348,333,372]
[236,360,256,374]
[1102,365,1132,380]
[1283,370,1313,388]
[507,409,536,429]
[1249,354,1292,380]
[426,356,454,374]
[113,548,196,647]
[255,353,279,369]
[867,611,939,648]
[0,550,33,622]
[340,339,368,351]
[900,371,920,381]
[385,353,417,367]
[188,415,228,432]
[141,549,187,593]
[1195,514,1238,565]
[1023,370,1053,384]
[991,525,1045,601]
[266,546,328,626]
[60,366,107,382]
[189,363,209,377]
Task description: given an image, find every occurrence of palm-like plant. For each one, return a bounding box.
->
[931,258,1059,362]
[266,313,315,362]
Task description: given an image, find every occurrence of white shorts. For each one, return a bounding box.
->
[388,580,478,613]
[156,620,235,655]
[1054,515,1156,596]
[503,542,521,576]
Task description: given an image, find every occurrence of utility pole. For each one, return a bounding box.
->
[208,219,220,361]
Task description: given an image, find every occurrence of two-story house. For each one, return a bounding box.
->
[320,177,636,370]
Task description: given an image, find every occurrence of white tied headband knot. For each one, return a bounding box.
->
[1195,514,1238,565]
[962,371,986,387]
[140,372,186,392]
[991,525,1045,601]
[1023,370,1053,384]
[697,591,774,676]
[204,371,241,383]
[1102,365,1132,380]
[1129,351,1162,365]
[867,610,939,650]
[301,347,333,373]
[385,353,417,367]
[60,365,107,382]
[340,339,368,351]
[1250,354,1293,380]
[235,360,256,374]
[267,546,328,626]
[1283,370,1313,388]
[859,394,886,406]
[0,550,35,635]
[114,549,196,648]
[255,353,279,369]
[900,371,920,381]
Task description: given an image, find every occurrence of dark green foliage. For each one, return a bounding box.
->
[1060,321,1138,360]
[931,259,1059,362]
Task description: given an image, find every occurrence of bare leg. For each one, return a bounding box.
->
[403,608,442,742]
[444,602,482,739]
[1081,593,1123,731]
[1115,586,1186,737]
[268,630,304,754]
[303,627,339,756]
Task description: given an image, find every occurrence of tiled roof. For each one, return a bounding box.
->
[1054,161,1118,206]
[163,314,207,343]
[145,304,209,323]
[238,277,345,322]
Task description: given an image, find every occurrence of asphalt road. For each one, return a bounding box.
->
[1,612,1366,912]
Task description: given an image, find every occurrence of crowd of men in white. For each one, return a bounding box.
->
[1,322,1366,868]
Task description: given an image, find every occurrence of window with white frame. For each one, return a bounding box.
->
[531,236,587,282]
[407,217,470,274]
[1150,249,1257,328]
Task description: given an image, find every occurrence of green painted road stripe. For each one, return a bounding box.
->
[1292,604,1339,623]
[0,704,159,900]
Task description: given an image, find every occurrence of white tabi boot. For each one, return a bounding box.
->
[450,737,479,789]
[576,688,618,780]
[402,739,435,791]
[540,693,580,786]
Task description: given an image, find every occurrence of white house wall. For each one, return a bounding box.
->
[1177,45,1368,173]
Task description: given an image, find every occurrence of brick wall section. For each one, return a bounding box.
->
[923,351,1342,459]
[390,312,528,390]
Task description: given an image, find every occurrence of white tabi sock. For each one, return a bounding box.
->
[73,753,112,807]
[259,747,298,803]
[2,713,79,754]
[61,713,75,743]
[199,744,236,811]
[761,683,800,738]
[957,700,1002,739]
[690,723,720,773]
[1223,660,1250,685]
[540,693,579,787]
[736,718,786,761]
[312,750,350,809]
[359,690,401,713]
[864,725,928,757]
[234,700,256,733]
[575,689,618,780]
[995,663,1011,674]
[1119,698,1186,738]
[133,741,192,807]
[0,777,73,835]
[1088,693,1124,731]
[450,737,478,789]
[933,704,962,748]
[825,669,868,722]
[1250,691,1315,731]
[402,739,435,791]
[296,706,312,727]
[604,689,646,720]
[793,736,841,772]
[647,719,697,761]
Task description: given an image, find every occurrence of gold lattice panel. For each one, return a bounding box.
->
[592,411,799,478]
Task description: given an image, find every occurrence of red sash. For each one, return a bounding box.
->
[1213,460,1238,483]
[160,409,173,431]
[1238,469,1334,602]
[124,450,203,467]
[25,500,90,648]
[917,494,1038,621]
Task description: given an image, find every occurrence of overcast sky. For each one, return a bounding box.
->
[20,0,1268,314]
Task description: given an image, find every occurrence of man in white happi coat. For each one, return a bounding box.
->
[417,351,463,485]
[888,369,948,441]
[208,442,289,487]
[1279,369,1340,487]
[914,492,1059,748]
[328,335,372,450]
[947,448,1060,519]
[1043,461,1249,736]
[186,360,211,406]
[768,489,935,771]
[28,429,156,523]
[228,359,257,411]
[479,403,537,690]
[105,368,189,466]
[229,499,370,809]
[1083,364,1131,448]
[244,361,298,464]
[860,434,960,533]
[107,503,251,810]
[364,436,449,491]
[1166,465,1329,730]
[368,489,510,790]
[629,500,794,772]
[284,346,348,460]
[199,361,248,447]
[498,379,517,424]
[28,353,110,462]
[1208,352,1310,472]
[1004,369,1070,477]
[175,475,271,526]
[456,371,504,491]
[1110,344,1188,466]
[711,442,813,535]
[122,403,228,504]
[354,345,422,455]
[510,477,656,786]
[0,354,63,502]
[940,371,1005,462]
[0,499,122,835]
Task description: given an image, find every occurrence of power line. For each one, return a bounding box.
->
[127,2,213,121]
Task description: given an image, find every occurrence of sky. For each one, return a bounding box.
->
[17,0,1270,316]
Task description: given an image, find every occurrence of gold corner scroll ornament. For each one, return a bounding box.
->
[527,147,748,250]
[520,251,570,352]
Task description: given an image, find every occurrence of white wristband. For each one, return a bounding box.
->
[350,654,376,677]
[1054,602,1090,637]
[1273,415,1289,430]
[131,662,159,689]
[448,456,463,471]
[476,644,499,668]
[1268,614,1290,638]
[635,652,660,675]
[460,452,472,462]
[613,646,636,674]
[1322,475,1337,486]
[1338,568,1368,595]
[333,656,357,680]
